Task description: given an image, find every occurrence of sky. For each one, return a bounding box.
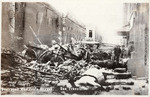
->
[49,0,124,44]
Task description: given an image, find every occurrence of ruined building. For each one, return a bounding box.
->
[2,2,86,51]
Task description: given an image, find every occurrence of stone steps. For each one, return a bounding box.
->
[113,72,132,79]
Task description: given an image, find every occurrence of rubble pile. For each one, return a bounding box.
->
[1,49,36,88]
[1,43,138,95]
[1,48,86,88]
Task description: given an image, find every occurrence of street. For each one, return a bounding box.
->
[1,1,149,95]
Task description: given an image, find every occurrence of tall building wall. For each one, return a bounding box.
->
[2,2,61,50]
[62,16,86,44]
[2,2,86,51]
[124,3,149,77]
[2,3,15,50]
[23,2,61,47]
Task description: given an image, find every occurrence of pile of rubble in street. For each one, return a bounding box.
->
[1,42,148,95]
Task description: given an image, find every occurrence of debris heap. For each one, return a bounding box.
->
[2,43,144,95]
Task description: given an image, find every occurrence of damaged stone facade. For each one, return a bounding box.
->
[2,2,86,51]
[123,3,149,77]
[23,2,61,47]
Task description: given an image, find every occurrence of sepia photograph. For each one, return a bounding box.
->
[1,0,149,95]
